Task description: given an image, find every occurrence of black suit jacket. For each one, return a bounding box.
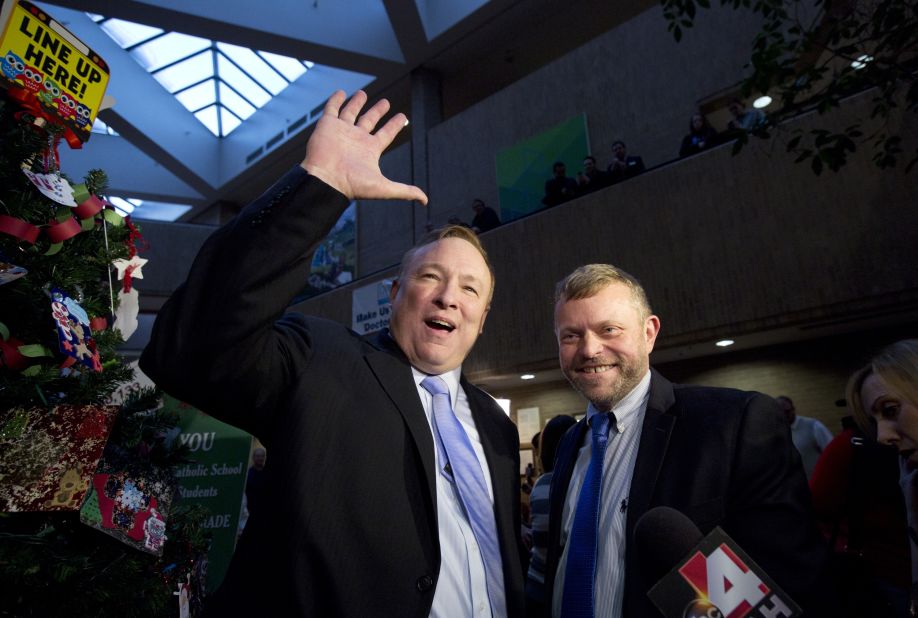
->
[543,370,832,616]
[140,167,526,617]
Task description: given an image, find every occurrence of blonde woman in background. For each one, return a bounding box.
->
[849,339,918,617]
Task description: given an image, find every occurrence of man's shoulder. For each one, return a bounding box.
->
[277,312,385,355]
[670,382,774,414]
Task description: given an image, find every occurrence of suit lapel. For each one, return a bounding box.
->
[626,368,677,535]
[464,377,526,611]
[463,380,516,543]
[364,333,436,506]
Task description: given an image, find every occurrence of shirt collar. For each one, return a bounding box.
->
[586,370,652,432]
[412,365,462,407]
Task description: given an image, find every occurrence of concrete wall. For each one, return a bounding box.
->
[356,5,768,274]
[362,4,765,254]
[494,326,914,441]
[294,91,918,379]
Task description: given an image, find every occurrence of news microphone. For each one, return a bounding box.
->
[634,507,801,618]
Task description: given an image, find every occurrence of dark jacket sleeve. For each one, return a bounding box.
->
[724,394,836,615]
[139,167,350,437]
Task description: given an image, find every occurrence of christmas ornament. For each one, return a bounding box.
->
[0,259,27,285]
[80,469,175,556]
[112,255,147,282]
[112,255,147,341]
[113,288,139,340]
[0,405,118,511]
[50,287,102,371]
[21,166,76,206]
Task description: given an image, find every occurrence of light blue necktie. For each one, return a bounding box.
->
[422,375,506,618]
[561,412,612,618]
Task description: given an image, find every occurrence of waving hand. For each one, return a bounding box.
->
[300,90,428,205]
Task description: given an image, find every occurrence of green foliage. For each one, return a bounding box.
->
[0,94,208,616]
[0,96,133,407]
[0,503,210,617]
[661,0,918,172]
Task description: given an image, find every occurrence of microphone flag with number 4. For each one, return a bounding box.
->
[648,526,802,618]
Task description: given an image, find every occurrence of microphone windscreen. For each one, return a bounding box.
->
[634,506,704,586]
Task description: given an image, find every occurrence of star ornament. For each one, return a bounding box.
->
[112,256,148,281]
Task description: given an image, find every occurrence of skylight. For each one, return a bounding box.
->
[107,196,192,222]
[90,15,314,137]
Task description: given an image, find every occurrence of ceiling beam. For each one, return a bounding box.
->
[48,0,405,75]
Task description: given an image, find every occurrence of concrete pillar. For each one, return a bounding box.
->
[410,68,443,241]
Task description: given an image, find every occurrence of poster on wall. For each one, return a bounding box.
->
[294,202,356,302]
[516,407,541,445]
[495,114,589,222]
[351,278,393,334]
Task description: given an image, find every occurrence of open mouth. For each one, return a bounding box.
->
[425,319,455,333]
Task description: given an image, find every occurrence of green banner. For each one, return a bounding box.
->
[162,395,252,594]
[496,114,590,222]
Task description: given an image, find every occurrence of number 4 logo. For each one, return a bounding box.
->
[678,543,769,618]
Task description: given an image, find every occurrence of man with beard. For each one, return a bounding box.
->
[540,264,832,617]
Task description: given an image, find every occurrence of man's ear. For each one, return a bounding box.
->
[478,305,491,335]
[388,278,400,304]
[644,314,661,353]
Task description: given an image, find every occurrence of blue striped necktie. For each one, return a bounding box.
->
[561,412,612,618]
[422,375,506,618]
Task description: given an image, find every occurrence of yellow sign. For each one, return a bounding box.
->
[0,0,110,142]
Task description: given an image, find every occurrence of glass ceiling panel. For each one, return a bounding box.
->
[175,79,217,113]
[108,197,192,222]
[91,117,119,136]
[132,32,211,72]
[217,54,271,107]
[218,82,255,120]
[154,51,213,93]
[217,43,287,95]
[259,51,309,81]
[99,19,162,48]
[195,105,220,137]
[220,108,242,136]
[94,16,315,137]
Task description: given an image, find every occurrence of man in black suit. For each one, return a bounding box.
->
[605,140,645,185]
[540,264,831,617]
[140,91,525,617]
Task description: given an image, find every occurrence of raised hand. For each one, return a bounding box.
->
[301,90,428,205]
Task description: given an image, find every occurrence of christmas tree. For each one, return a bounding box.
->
[0,52,207,618]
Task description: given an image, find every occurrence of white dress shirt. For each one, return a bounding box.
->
[413,366,502,618]
[553,371,651,618]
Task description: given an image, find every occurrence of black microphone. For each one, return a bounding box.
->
[634,506,801,618]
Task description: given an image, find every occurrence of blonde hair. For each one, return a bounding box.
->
[847,339,918,435]
[845,364,874,436]
[554,263,652,318]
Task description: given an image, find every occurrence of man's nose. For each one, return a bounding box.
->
[579,332,603,358]
[433,282,459,308]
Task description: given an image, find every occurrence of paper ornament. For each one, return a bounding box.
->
[0,259,27,286]
[0,405,119,511]
[80,468,175,556]
[21,167,76,206]
[112,256,147,282]
[113,287,139,340]
[51,287,102,371]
